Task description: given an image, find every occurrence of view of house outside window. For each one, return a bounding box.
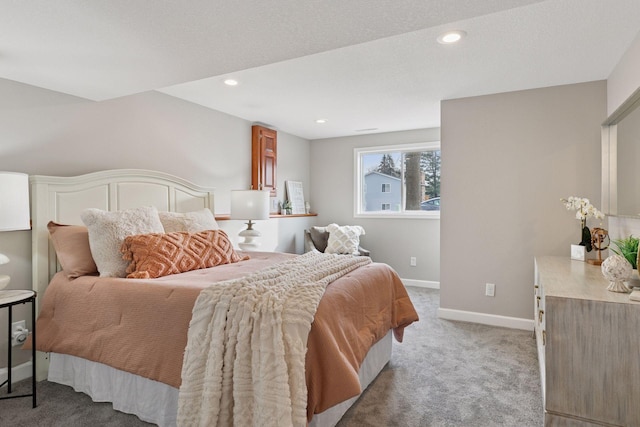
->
[355,142,440,218]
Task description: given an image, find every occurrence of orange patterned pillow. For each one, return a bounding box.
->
[121,230,248,279]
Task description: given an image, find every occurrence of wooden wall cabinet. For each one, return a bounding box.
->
[534,256,640,426]
[251,125,277,196]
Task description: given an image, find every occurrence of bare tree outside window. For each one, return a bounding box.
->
[404,152,422,210]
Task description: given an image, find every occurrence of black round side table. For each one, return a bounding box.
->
[0,290,36,408]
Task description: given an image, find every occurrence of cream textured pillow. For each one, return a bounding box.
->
[325,223,366,255]
[158,208,219,233]
[81,206,165,278]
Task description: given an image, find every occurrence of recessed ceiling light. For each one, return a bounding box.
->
[437,30,466,44]
[315,119,327,124]
[223,79,238,86]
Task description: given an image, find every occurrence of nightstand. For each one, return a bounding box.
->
[0,290,36,408]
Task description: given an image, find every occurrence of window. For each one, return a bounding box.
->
[355,142,440,218]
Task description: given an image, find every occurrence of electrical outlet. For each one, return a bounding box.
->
[11,320,28,347]
[485,283,496,297]
[410,257,417,267]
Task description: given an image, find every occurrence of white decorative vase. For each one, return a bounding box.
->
[601,255,632,293]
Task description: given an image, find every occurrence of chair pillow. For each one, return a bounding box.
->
[81,206,165,278]
[47,221,98,278]
[325,223,366,255]
[309,226,330,252]
[158,208,218,233]
[121,229,248,279]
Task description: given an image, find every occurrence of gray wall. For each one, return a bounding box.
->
[607,30,640,115]
[0,78,314,368]
[310,128,441,283]
[440,80,607,320]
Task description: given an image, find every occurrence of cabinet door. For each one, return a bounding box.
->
[252,125,277,196]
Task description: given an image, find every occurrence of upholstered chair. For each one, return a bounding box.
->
[304,225,370,257]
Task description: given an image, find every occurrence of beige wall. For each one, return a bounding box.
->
[0,78,314,368]
[310,128,441,282]
[440,81,606,321]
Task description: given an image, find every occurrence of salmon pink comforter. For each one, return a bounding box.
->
[33,252,418,419]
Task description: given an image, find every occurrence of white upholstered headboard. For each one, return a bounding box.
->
[30,169,215,310]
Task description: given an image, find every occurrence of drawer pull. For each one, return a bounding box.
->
[536,296,541,307]
[542,330,546,346]
[538,310,544,323]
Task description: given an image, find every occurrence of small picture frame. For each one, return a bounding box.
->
[570,244,586,261]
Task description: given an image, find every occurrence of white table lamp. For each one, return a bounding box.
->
[230,190,270,251]
[0,172,31,290]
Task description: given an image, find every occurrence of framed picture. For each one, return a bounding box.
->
[285,181,306,214]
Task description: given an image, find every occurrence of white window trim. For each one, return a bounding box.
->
[354,141,440,219]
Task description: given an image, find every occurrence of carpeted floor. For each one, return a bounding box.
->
[0,287,543,426]
[337,288,543,426]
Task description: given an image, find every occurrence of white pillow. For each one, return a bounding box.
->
[325,223,365,255]
[81,206,165,278]
[158,208,218,233]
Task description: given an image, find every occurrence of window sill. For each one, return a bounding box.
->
[215,213,317,221]
[354,212,440,219]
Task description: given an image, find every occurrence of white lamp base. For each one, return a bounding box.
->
[0,274,10,291]
[238,221,261,251]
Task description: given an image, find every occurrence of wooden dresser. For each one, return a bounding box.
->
[534,256,640,426]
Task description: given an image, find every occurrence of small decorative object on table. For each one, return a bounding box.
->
[601,254,632,293]
[561,196,605,260]
[611,235,640,288]
[587,227,609,266]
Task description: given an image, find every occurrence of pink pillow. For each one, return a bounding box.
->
[121,229,248,279]
[47,221,98,278]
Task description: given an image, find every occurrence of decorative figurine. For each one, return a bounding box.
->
[587,227,609,266]
[601,254,632,293]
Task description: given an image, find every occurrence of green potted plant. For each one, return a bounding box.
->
[282,200,292,215]
[611,235,639,269]
[611,235,640,287]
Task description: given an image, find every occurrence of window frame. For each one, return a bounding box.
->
[354,141,441,219]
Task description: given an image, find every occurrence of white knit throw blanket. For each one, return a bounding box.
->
[177,252,371,427]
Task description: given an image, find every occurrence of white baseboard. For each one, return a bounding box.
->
[0,361,33,387]
[402,278,440,289]
[437,307,534,331]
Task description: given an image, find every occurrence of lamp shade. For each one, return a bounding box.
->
[230,190,270,221]
[0,172,30,231]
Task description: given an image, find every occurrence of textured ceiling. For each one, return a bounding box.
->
[2,0,639,139]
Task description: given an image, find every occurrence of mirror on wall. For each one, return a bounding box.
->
[602,87,640,217]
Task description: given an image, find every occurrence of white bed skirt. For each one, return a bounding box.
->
[48,331,392,427]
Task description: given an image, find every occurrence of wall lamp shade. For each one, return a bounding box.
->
[0,172,30,232]
[230,190,270,251]
[0,172,30,290]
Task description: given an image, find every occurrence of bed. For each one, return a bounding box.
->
[29,169,419,426]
